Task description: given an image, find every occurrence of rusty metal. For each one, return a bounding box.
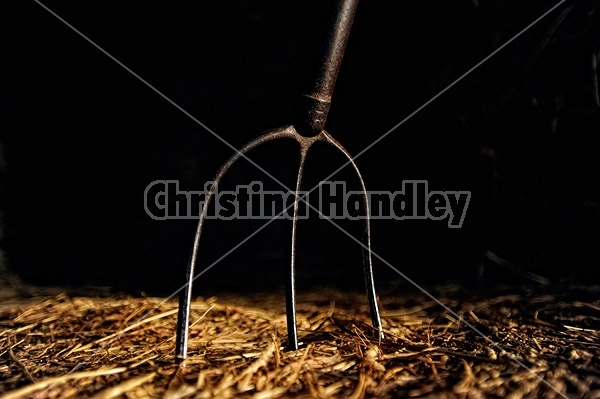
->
[297,0,360,137]
[176,0,383,359]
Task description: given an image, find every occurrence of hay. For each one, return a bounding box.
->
[0,286,598,398]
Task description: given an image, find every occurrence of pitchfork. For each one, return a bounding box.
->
[176,0,383,359]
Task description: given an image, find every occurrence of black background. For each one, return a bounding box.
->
[2,0,599,297]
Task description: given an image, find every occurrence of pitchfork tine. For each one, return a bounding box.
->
[175,127,298,360]
[176,0,383,359]
[323,132,384,340]
[286,146,308,351]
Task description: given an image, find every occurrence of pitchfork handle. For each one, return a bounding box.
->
[299,0,360,137]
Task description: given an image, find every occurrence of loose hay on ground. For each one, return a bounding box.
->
[0,286,598,398]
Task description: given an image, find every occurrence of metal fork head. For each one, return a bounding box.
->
[175,125,383,359]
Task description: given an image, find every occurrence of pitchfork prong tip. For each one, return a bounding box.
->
[285,340,303,351]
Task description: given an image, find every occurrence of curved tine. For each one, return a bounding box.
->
[286,147,308,351]
[176,126,298,360]
[321,132,384,340]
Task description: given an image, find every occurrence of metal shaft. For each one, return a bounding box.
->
[299,0,360,137]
